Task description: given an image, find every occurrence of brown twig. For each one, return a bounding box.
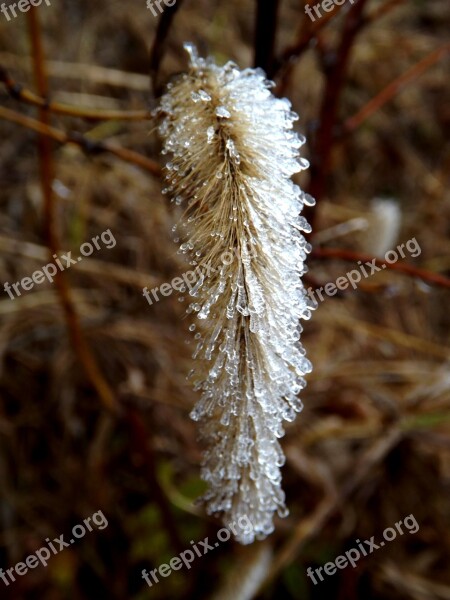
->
[311,247,450,289]
[274,0,404,92]
[307,0,368,218]
[125,409,184,554]
[343,43,450,133]
[273,2,345,82]
[0,65,150,121]
[0,105,161,176]
[27,8,121,415]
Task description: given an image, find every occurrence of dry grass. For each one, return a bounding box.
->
[0,0,449,598]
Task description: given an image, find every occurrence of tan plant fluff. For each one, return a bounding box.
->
[157,44,315,543]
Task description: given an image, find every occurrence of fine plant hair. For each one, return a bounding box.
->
[156,44,315,544]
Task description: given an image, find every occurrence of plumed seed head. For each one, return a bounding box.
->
[156,44,315,544]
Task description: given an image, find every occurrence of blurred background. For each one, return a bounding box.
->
[0,0,449,598]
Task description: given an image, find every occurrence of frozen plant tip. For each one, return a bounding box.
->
[157,44,315,544]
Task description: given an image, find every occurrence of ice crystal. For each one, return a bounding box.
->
[157,43,315,544]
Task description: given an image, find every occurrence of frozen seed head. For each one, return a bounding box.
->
[156,43,315,544]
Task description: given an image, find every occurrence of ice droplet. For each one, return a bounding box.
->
[216,106,231,119]
[207,126,215,143]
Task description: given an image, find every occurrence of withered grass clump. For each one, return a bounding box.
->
[0,0,449,597]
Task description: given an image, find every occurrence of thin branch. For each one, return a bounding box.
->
[274,2,344,77]
[125,409,184,554]
[274,0,404,81]
[343,43,450,133]
[311,247,450,289]
[149,0,184,98]
[0,105,161,176]
[27,8,121,415]
[307,0,368,215]
[254,0,280,78]
[0,65,150,121]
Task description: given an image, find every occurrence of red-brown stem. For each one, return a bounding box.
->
[307,0,368,216]
[344,43,450,133]
[27,8,120,414]
[125,409,184,554]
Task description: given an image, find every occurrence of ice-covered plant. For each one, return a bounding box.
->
[157,44,315,544]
